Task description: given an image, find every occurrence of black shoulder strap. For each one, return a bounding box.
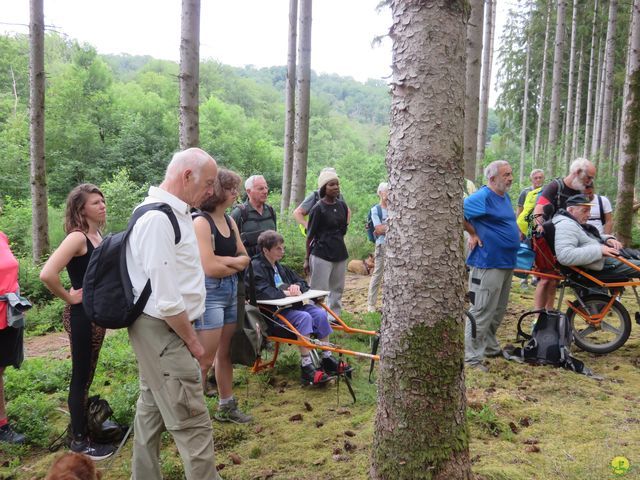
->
[597,195,605,225]
[129,203,180,244]
[239,203,248,226]
[193,211,216,236]
[266,203,276,225]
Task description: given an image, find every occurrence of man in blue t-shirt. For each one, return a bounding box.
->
[463,160,519,371]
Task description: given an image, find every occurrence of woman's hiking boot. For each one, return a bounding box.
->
[300,364,333,386]
[213,399,252,424]
[321,355,354,378]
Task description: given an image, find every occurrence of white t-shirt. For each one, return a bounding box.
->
[587,194,612,235]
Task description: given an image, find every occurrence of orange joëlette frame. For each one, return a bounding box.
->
[514,256,640,327]
[251,301,379,373]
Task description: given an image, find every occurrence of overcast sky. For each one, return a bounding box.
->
[2,1,505,104]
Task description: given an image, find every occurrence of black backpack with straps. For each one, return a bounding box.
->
[82,203,180,329]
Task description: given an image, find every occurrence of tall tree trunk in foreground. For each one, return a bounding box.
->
[476,0,496,178]
[614,0,640,245]
[583,0,599,158]
[520,27,532,185]
[591,41,605,163]
[371,1,470,479]
[179,0,200,149]
[30,0,49,262]
[571,44,584,162]
[463,0,484,180]
[281,0,298,213]
[534,0,552,167]
[598,0,618,167]
[562,0,578,169]
[546,0,567,176]
[290,0,312,207]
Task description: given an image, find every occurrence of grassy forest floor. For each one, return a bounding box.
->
[2,273,640,480]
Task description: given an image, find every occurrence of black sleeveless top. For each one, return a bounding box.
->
[66,235,95,290]
[194,213,237,257]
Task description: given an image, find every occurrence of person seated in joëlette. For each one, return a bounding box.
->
[248,230,353,386]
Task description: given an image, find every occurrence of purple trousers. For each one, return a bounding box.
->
[281,304,333,339]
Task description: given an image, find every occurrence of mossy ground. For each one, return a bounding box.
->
[2,275,640,479]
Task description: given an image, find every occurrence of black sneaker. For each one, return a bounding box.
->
[0,424,26,444]
[300,364,333,386]
[321,356,354,377]
[70,438,116,461]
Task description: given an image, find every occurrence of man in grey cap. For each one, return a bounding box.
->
[552,194,638,279]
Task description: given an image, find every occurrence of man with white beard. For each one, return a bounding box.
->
[531,158,597,309]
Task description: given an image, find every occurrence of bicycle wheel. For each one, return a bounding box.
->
[566,293,632,354]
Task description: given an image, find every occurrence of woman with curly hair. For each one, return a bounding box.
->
[193,169,252,424]
[40,184,115,460]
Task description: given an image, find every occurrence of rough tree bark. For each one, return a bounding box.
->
[583,0,599,158]
[463,0,484,180]
[179,0,200,149]
[614,0,640,245]
[546,0,567,176]
[30,0,49,262]
[290,0,312,207]
[598,0,618,168]
[534,0,552,167]
[571,44,584,162]
[281,0,298,213]
[370,1,471,479]
[562,0,578,169]
[476,0,496,179]
[519,23,532,185]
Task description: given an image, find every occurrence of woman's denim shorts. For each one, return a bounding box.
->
[194,275,238,331]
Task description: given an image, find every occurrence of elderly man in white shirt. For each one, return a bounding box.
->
[126,148,223,480]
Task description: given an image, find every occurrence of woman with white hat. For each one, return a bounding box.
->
[304,169,349,316]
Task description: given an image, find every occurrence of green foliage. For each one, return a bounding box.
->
[100,168,147,233]
[24,298,66,336]
[467,404,510,438]
[17,256,64,306]
[5,392,59,447]
[4,357,71,398]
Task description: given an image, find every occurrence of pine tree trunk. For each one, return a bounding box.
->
[519,26,532,185]
[598,0,618,167]
[591,40,605,165]
[571,44,584,162]
[546,0,567,176]
[463,0,484,180]
[614,0,640,245]
[562,0,578,170]
[281,0,298,213]
[29,0,49,263]
[610,107,621,176]
[370,2,471,479]
[476,0,496,179]
[583,0,600,158]
[534,0,553,167]
[290,0,312,207]
[179,0,200,149]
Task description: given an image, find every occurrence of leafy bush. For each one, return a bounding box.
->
[100,168,147,233]
[0,197,66,257]
[4,357,71,398]
[6,392,58,447]
[25,298,66,336]
[18,255,69,306]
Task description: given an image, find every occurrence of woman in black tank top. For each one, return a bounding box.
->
[193,169,252,423]
[40,184,116,460]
